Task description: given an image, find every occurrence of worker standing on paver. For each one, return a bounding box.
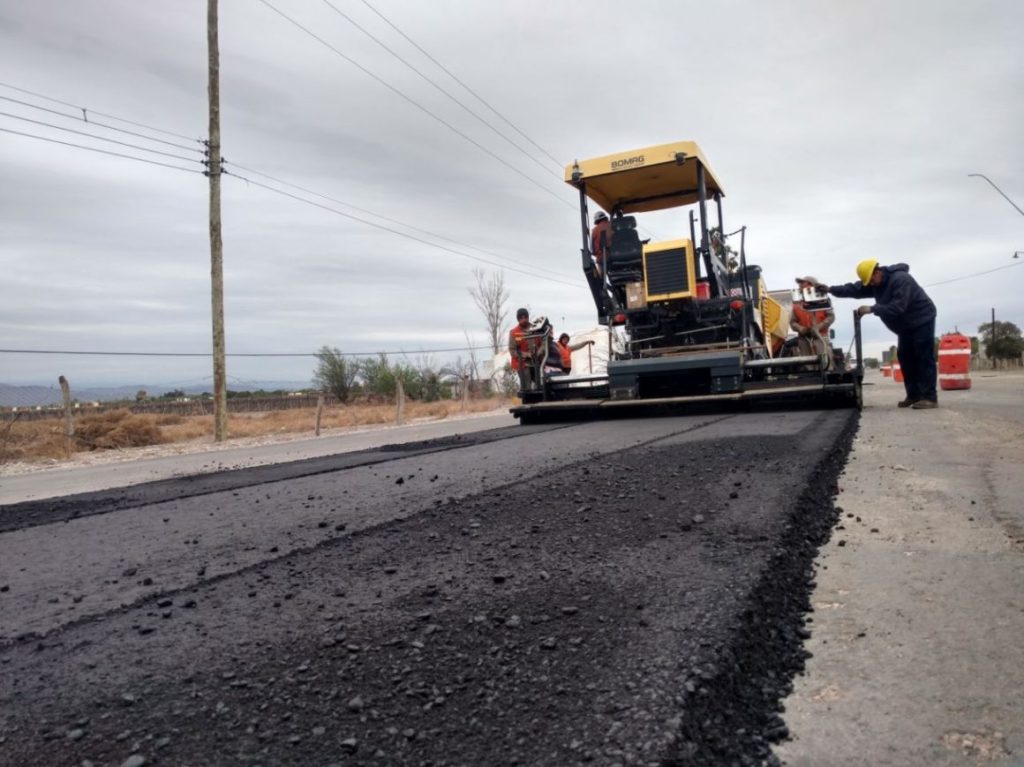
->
[817,261,938,409]
[509,308,538,392]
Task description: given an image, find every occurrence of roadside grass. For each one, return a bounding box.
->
[0,398,510,465]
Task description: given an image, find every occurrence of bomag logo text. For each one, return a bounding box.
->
[611,154,645,170]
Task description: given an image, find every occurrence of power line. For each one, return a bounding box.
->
[0,95,203,154]
[0,346,492,357]
[223,159,577,282]
[358,0,562,168]
[0,81,199,143]
[0,80,585,284]
[925,260,1024,288]
[223,168,581,286]
[0,110,203,164]
[321,0,556,180]
[0,127,205,174]
[256,0,574,209]
[0,82,580,284]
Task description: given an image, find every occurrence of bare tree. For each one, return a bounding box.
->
[469,268,509,354]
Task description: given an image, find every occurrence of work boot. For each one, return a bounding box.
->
[897,398,918,408]
[911,398,938,409]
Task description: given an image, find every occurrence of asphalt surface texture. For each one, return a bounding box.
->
[0,408,857,767]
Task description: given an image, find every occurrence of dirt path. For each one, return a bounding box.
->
[776,371,1024,766]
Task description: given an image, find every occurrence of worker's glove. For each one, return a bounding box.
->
[856,305,873,317]
[587,340,596,346]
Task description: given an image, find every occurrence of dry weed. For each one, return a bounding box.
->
[0,418,67,462]
[75,409,166,451]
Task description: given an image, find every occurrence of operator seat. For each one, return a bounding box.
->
[605,215,643,284]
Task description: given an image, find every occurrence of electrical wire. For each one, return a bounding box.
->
[924,260,1024,288]
[223,159,578,282]
[321,0,556,180]
[0,127,205,174]
[0,82,581,285]
[222,168,581,286]
[0,95,203,154]
[357,0,562,168]
[0,81,199,143]
[0,110,203,164]
[256,0,574,209]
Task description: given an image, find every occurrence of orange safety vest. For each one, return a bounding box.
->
[509,325,530,371]
[556,340,572,371]
[792,303,831,329]
[591,220,612,266]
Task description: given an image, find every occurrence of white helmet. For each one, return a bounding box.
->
[594,211,608,223]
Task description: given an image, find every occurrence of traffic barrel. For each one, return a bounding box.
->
[893,362,903,383]
[938,333,972,390]
[881,364,892,378]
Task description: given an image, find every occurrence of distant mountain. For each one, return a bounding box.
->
[0,381,314,408]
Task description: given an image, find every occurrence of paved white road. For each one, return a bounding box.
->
[0,411,517,505]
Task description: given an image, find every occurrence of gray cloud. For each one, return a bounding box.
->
[1,0,1022,389]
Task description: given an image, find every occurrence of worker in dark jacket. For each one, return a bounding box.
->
[817,261,938,409]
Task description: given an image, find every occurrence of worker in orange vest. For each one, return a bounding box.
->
[555,332,594,374]
[590,211,613,277]
[508,308,538,391]
[790,276,835,365]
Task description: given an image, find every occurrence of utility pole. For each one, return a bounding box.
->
[991,307,997,368]
[207,0,227,441]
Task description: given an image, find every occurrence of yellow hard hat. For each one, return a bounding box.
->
[856,259,879,286]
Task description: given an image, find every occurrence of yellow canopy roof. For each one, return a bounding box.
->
[564,140,724,215]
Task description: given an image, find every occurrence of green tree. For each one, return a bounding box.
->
[978,321,1024,359]
[359,353,395,398]
[312,346,360,403]
[863,358,879,369]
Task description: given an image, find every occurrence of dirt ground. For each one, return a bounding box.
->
[776,370,1024,766]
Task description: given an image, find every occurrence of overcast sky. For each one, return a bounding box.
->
[1,0,1022,390]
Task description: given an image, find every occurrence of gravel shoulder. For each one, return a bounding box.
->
[776,370,1024,766]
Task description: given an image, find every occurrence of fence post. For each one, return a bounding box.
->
[315,393,324,436]
[461,376,470,411]
[395,379,406,425]
[59,375,73,457]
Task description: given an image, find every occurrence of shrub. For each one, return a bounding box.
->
[75,409,165,450]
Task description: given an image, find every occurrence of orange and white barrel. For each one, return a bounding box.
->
[881,364,892,378]
[893,362,903,383]
[938,333,972,390]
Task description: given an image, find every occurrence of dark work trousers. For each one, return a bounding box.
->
[896,318,937,402]
[517,364,539,393]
